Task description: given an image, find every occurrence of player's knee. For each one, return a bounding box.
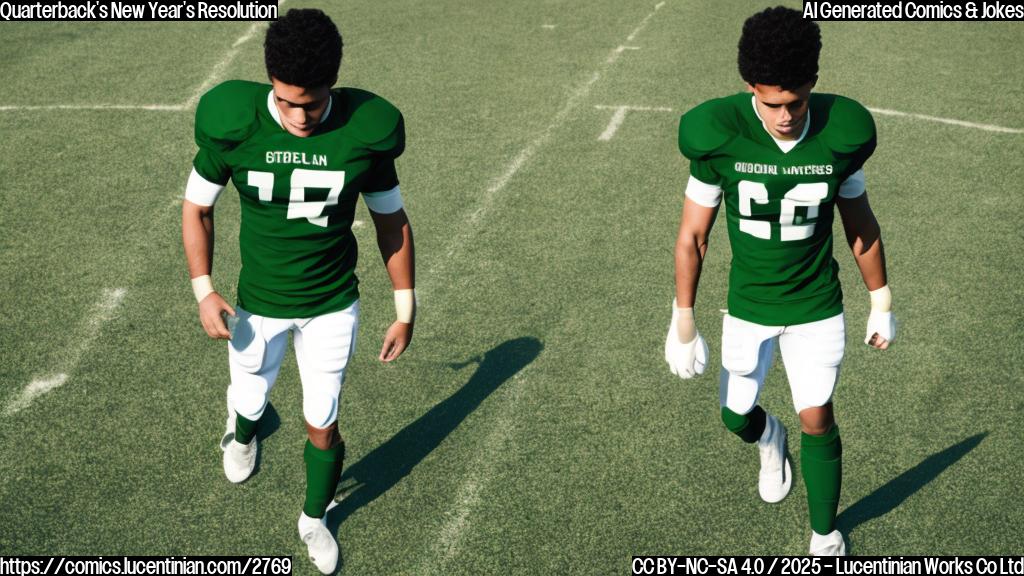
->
[303,393,338,429]
[799,404,835,435]
[306,421,341,450]
[719,369,760,417]
[229,385,268,421]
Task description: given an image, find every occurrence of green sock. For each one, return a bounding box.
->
[303,439,345,519]
[235,413,259,445]
[721,405,767,443]
[801,425,842,535]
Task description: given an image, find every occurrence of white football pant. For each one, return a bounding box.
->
[227,301,359,428]
[719,312,845,415]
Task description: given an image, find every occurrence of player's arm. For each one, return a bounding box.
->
[836,178,895,349]
[675,197,718,308]
[666,180,720,379]
[366,187,415,362]
[182,171,234,340]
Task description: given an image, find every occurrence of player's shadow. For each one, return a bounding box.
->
[325,337,543,530]
[838,432,988,536]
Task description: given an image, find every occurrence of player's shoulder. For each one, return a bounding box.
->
[678,93,748,160]
[811,93,876,153]
[334,87,403,146]
[195,80,266,146]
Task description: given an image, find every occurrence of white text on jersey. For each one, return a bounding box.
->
[734,162,834,176]
[266,151,329,166]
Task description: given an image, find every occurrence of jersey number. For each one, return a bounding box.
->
[247,169,346,228]
[737,181,828,241]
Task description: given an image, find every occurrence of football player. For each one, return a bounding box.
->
[665,6,895,555]
[181,9,415,573]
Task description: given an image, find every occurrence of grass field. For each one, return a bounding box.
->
[1,1,1023,573]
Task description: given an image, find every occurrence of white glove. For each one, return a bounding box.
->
[864,285,896,348]
[665,301,709,379]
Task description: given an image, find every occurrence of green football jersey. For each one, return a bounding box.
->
[679,92,876,326]
[193,80,405,319]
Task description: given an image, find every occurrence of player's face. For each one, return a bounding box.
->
[270,77,331,138]
[748,81,814,140]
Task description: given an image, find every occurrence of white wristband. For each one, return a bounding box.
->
[191,274,215,303]
[869,285,892,312]
[395,289,416,323]
[672,299,697,344]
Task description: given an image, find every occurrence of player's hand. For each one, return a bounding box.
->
[665,303,709,379]
[865,309,896,350]
[198,292,235,340]
[379,320,413,362]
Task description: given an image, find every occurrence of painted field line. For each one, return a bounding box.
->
[436,0,667,265]
[418,3,668,570]
[606,45,641,64]
[418,370,530,575]
[182,4,285,109]
[1,4,281,114]
[5,288,127,416]
[4,10,271,415]
[869,106,1023,134]
[595,104,674,141]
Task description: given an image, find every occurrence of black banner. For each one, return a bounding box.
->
[801,0,1024,20]
[632,556,1024,576]
[0,1,279,22]
[0,557,292,576]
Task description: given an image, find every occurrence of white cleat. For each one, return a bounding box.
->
[298,512,339,574]
[222,437,257,483]
[757,414,792,503]
[810,529,847,556]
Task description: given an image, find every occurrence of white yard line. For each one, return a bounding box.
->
[418,3,668,570]
[182,17,276,109]
[595,104,674,141]
[5,288,126,416]
[1,5,282,113]
[606,45,641,64]
[418,370,530,575]
[868,106,1024,134]
[436,0,667,264]
[4,12,277,416]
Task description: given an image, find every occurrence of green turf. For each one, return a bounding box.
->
[1,1,1022,573]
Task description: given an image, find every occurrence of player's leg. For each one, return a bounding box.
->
[223,308,291,483]
[292,302,359,574]
[719,314,792,503]
[779,312,846,555]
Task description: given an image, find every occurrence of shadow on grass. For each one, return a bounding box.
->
[326,336,543,532]
[838,432,988,536]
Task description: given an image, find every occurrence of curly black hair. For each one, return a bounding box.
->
[264,8,343,88]
[737,6,821,90]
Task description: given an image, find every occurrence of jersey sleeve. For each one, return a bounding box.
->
[192,80,261,186]
[363,114,405,193]
[678,99,732,187]
[824,96,877,179]
[340,89,406,193]
[837,169,866,199]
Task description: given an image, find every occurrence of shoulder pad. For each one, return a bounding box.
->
[678,96,739,160]
[195,80,263,151]
[817,94,876,155]
[337,88,403,149]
